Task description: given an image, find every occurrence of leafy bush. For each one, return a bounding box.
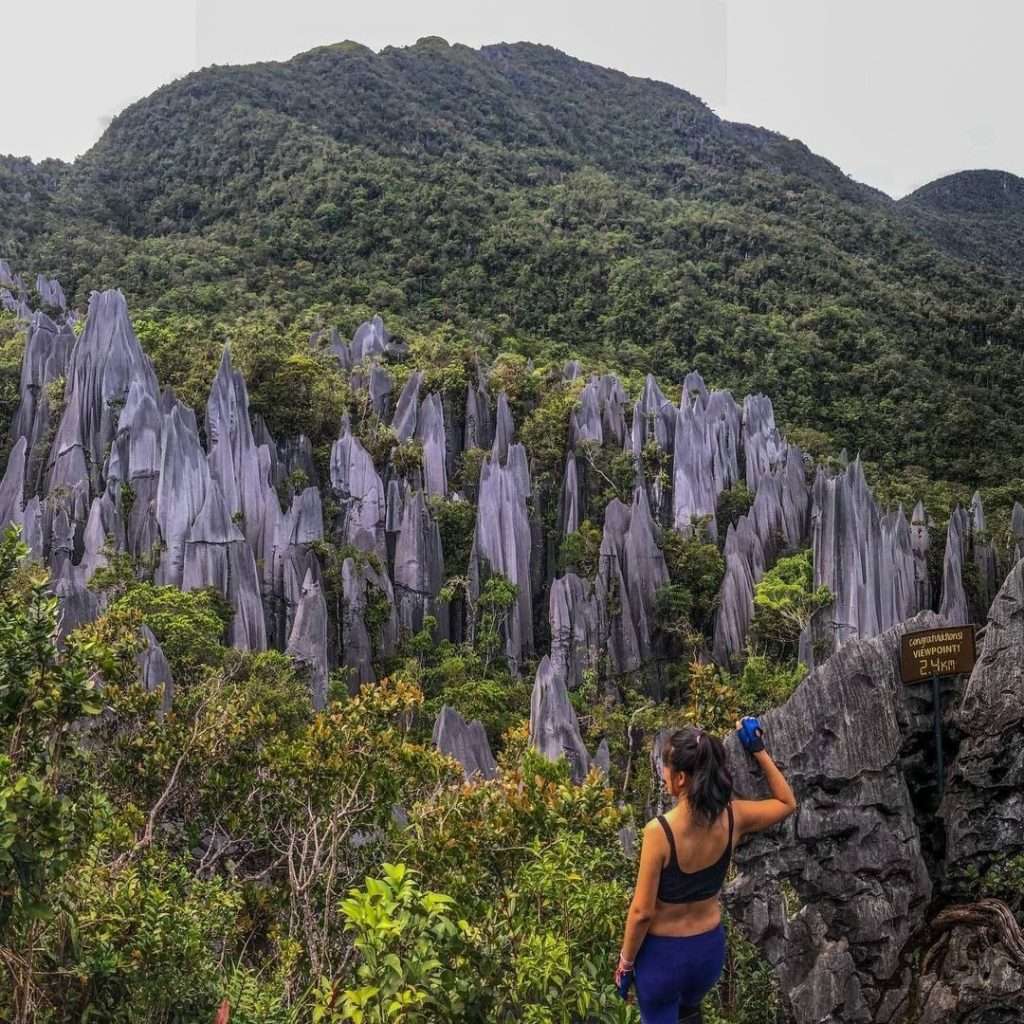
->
[392,752,634,1022]
[559,520,603,579]
[750,551,832,657]
[319,862,471,1022]
[661,528,726,633]
[109,583,232,682]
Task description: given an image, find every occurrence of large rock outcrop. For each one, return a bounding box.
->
[596,487,669,677]
[11,313,73,494]
[469,443,533,672]
[943,558,1024,883]
[393,487,448,638]
[286,568,330,709]
[811,458,929,657]
[713,446,809,665]
[48,290,159,500]
[2,280,1018,746]
[528,654,591,783]
[182,481,266,651]
[724,614,942,1024]
[432,705,497,780]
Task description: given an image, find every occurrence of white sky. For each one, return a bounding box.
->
[3,0,1021,198]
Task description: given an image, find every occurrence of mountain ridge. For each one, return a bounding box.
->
[897,168,1024,272]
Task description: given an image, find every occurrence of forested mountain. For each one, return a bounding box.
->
[3,38,1024,484]
[898,168,1024,276]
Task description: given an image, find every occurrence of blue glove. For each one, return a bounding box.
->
[737,716,765,754]
[617,969,634,999]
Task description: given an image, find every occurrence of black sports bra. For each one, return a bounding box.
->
[656,803,734,903]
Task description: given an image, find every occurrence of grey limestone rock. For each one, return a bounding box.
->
[558,453,581,537]
[469,444,533,671]
[630,374,676,457]
[910,500,932,611]
[182,480,266,651]
[319,326,353,370]
[277,434,318,490]
[137,624,174,712]
[265,486,324,647]
[939,506,971,625]
[369,364,394,420]
[879,506,918,628]
[35,274,66,311]
[491,391,515,463]
[432,705,497,780]
[911,908,1024,1023]
[205,348,274,561]
[79,492,119,583]
[812,458,924,656]
[281,486,324,547]
[712,449,809,666]
[49,505,76,578]
[22,496,43,559]
[724,614,941,1024]
[330,422,386,560]
[341,550,398,687]
[47,290,159,501]
[571,374,627,451]
[11,313,73,494]
[385,478,404,535]
[943,558,1024,882]
[742,394,787,492]
[54,560,99,641]
[110,381,163,560]
[969,491,998,618]
[156,405,210,587]
[286,568,330,709]
[529,654,591,783]
[713,514,766,665]
[672,398,720,540]
[0,436,28,532]
[350,315,389,364]
[391,371,423,442]
[596,487,668,676]
[393,488,448,638]
[682,370,709,409]
[1011,501,1024,562]
[706,389,742,495]
[599,375,629,448]
[415,393,448,497]
[464,369,492,452]
[777,446,810,550]
[594,737,611,776]
[548,572,602,690]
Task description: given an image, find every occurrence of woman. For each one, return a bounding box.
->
[614,717,796,1023]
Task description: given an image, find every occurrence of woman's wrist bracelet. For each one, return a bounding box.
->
[618,952,635,968]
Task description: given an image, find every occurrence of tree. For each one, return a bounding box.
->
[750,550,832,656]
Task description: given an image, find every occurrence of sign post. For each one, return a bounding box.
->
[899,626,977,800]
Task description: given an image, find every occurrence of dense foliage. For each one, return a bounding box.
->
[0,526,785,1023]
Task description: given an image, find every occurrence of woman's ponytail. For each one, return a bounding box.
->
[662,727,733,826]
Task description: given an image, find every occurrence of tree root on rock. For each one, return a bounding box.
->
[922,898,1024,976]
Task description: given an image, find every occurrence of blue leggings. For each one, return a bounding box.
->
[633,924,726,1024]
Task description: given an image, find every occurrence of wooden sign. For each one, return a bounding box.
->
[899,626,977,684]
